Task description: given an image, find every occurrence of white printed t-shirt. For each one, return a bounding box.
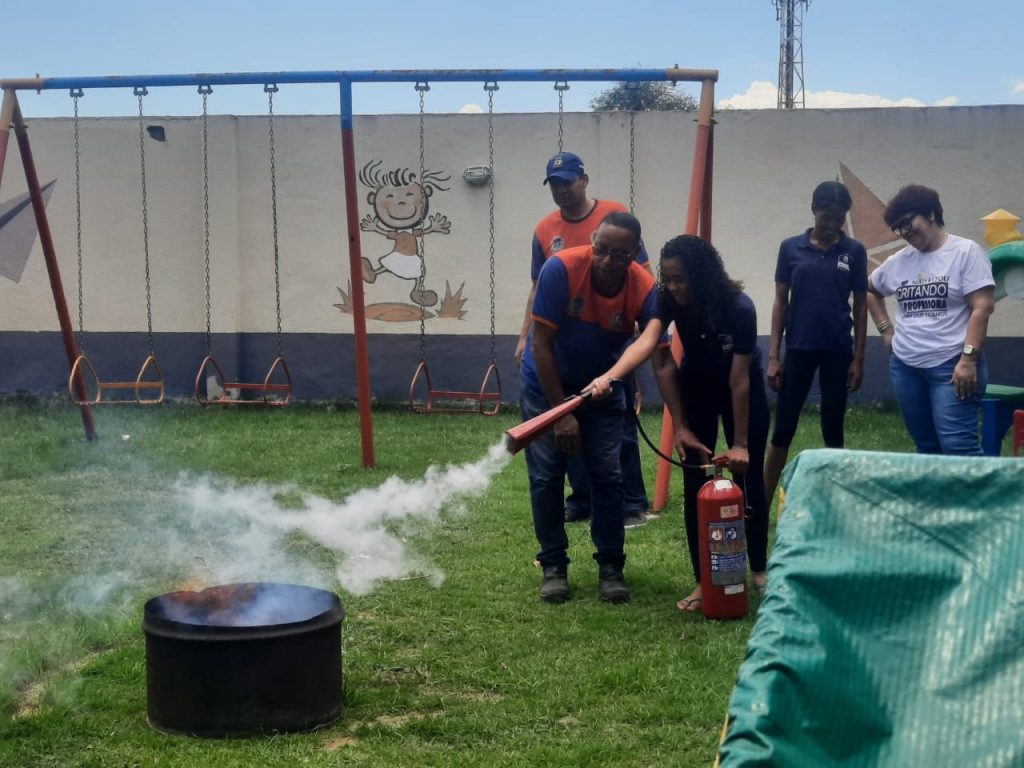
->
[870,234,994,368]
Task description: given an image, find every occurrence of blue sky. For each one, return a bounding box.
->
[3,0,1023,117]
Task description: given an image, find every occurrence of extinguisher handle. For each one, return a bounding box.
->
[569,378,621,402]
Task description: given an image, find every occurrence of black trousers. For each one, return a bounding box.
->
[680,370,771,580]
[770,347,852,449]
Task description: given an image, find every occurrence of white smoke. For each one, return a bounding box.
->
[0,440,512,700]
[168,439,512,595]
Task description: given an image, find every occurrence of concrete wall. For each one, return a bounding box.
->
[2,106,1022,401]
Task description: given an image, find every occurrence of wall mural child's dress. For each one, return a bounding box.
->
[335,160,467,323]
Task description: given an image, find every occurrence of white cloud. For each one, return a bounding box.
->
[718,80,957,109]
[457,103,483,114]
[1012,80,1024,95]
[718,80,778,109]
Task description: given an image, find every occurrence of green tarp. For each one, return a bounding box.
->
[719,449,1024,767]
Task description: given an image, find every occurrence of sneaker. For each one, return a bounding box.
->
[539,566,570,603]
[564,506,590,523]
[623,512,649,530]
[598,564,631,604]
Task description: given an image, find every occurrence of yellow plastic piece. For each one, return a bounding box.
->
[980,208,1023,248]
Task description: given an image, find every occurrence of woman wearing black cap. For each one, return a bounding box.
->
[763,181,868,513]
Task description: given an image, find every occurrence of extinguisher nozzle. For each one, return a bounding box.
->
[504,433,524,455]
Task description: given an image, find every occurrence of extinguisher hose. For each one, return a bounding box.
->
[631,406,687,468]
[630,395,755,518]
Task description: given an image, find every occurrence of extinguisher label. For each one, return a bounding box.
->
[708,520,747,586]
[720,504,740,519]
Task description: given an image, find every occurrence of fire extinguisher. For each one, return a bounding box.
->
[696,457,749,620]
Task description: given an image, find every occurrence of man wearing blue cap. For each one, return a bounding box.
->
[517,151,651,530]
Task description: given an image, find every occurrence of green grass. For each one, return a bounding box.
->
[0,401,1009,767]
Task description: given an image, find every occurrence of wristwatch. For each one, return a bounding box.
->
[962,344,977,357]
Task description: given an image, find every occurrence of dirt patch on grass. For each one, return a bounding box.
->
[14,649,108,719]
[321,708,446,750]
[369,710,444,727]
[422,686,503,703]
[323,735,360,750]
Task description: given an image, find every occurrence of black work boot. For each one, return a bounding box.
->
[598,564,631,604]
[564,506,590,523]
[539,566,570,603]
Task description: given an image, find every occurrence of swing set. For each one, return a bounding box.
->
[67,86,165,405]
[406,77,644,416]
[192,84,293,406]
[407,80,502,415]
[0,68,716,492]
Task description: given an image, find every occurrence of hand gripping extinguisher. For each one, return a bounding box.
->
[696,458,749,619]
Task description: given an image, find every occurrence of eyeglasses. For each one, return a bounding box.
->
[891,215,917,237]
[592,242,635,264]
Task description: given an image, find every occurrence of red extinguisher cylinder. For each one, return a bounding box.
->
[696,460,749,620]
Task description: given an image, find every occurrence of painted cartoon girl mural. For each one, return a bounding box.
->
[357,159,451,308]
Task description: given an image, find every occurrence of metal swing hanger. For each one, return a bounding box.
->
[67,85,165,405]
[554,80,570,154]
[408,80,501,415]
[193,83,292,406]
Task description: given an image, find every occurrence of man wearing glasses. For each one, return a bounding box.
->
[516,151,652,530]
[518,211,663,604]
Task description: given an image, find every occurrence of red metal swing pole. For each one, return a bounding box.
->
[4,92,96,442]
[0,89,14,187]
[339,80,375,468]
[652,76,715,512]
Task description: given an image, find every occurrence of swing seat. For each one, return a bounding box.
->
[68,353,165,405]
[409,360,502,415]
[194,354,293,406]
[194,353,293,406]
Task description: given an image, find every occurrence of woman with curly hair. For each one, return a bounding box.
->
[868,184,995,454]
[586,235,770,612]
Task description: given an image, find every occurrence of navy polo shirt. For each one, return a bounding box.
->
[661,291,762,387]
[775,229,867,351]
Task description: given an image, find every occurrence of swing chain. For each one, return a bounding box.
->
[265,83,283,356]
[484,81,499,365]
[629,110,636,215]
[71,88,84,349]
[554,81,569,153]
[135,86,155,352]
[199,85,213,352]
[415,82,429,363]
[627,83,640,214]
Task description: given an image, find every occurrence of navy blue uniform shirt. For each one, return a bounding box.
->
[775,229,867,351]
[660,290,762,389]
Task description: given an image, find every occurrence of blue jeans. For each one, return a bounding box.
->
[890,353,987,455]
[565,375,649,516]
[521,384,627,569]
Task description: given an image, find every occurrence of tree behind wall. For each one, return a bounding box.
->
[589,82,697,112]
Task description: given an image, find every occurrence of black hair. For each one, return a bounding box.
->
[811,180,852,212]
[883,184,945,227]
[599,211,642,244]
[358,159,451,193]
[659,235,742,332]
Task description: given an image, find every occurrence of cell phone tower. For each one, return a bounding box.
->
[774,0,810,109]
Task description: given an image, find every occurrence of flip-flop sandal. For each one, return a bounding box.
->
[676,597,703,612]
